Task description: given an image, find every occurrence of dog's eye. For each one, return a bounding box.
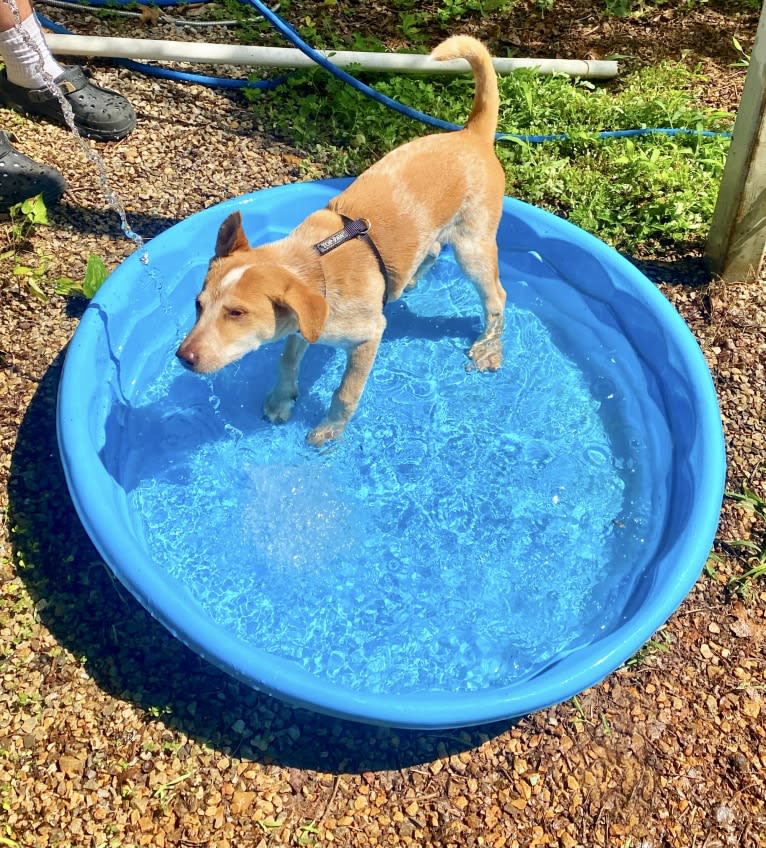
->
[225,307,247,320]
[195,298,203,316]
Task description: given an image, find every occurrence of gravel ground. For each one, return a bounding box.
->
[2,3,766,847]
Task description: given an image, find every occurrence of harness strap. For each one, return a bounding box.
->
[314,214,390,306]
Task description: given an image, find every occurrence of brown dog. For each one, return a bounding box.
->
[176,35,506,446]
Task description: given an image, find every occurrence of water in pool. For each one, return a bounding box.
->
[114,250,667,695]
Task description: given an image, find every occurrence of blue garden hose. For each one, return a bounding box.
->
[38,0,733,142]
[244,0,733,142]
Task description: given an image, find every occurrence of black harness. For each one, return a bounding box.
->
[313,214,390,306]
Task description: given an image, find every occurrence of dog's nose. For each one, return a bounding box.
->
[175,345,196,369]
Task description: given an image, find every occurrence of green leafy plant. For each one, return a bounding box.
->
[625,627,673,667]
[153,771,193,809]
[246,60,732,254]
[2,194,54,299]
[298,821,321,846]
[603,0,631,16]
[10,255,52,301]
[731,35,751,68]
[725,485,766,593]
[435,0,510,23]
[1,194,109,300]
[7,192,49,239]
[568,695,612,734]
[54,254,109,299]
[256,818,286,833]
[392,0,515,34]
[399,10,429,43]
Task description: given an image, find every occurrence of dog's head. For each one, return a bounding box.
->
[176,211,329,373]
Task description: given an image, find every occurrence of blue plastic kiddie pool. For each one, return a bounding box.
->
[57,179,726,729]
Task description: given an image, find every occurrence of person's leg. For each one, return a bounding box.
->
[0,0,65,88]
[0,1,66,210]
[0,0,136,140]
[0,0,34,26]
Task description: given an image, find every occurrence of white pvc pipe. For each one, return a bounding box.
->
[45,33,619,79]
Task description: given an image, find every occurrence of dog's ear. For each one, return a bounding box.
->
[215,211,250,258]
[276,283,329,343]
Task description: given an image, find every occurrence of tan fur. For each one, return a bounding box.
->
[176,35,507,446]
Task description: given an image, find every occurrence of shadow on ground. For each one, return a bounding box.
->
[629,254,715,288]
[8,351,512,773]
[55,203,182,242]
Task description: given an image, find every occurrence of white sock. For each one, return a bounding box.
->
[0,14,65,89]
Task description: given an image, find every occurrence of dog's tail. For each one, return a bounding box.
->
[430,35,499,143]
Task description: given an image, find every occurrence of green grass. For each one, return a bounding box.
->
[624,626,673,667]
[245,60,732,254]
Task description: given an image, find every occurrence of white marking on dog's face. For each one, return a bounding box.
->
[217,266,248,292]
[176,256,292,373]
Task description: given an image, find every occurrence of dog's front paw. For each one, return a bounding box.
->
[468,338,503,372]
[306,421,345,447]
[263,391,296,424]
[469,317,504,372]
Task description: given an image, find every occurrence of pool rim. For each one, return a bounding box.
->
[57,178,726,729]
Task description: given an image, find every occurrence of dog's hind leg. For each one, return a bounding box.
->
[453,235,506,372]
[264,334,310,424]
[406,242,441,292]
[307,334,383,446]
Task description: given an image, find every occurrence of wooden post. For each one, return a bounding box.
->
[706,0,766,281]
